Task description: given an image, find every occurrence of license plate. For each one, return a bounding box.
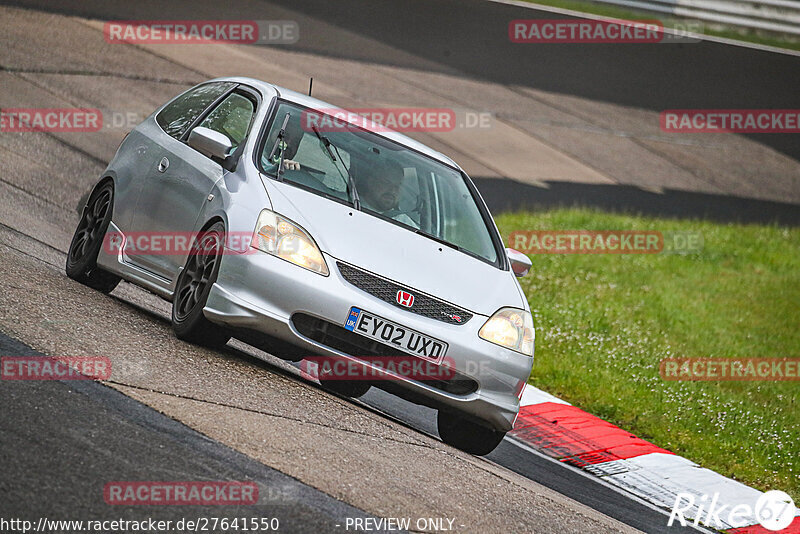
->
[344,307,448,363]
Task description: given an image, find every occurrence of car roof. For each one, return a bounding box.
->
[211,76,462,171]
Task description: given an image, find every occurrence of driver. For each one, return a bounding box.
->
[356,159,418,229]
[264,114,303,171]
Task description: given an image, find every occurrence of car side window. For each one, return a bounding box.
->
[197,92,255,152]
[156,82,232,139]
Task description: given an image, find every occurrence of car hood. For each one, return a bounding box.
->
[261,177,525,316]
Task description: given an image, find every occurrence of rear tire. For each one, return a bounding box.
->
[171,222,231,347]
[437,411,505,455]
[65,181,121,294]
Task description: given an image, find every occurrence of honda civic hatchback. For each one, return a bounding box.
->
[66,77,535,455]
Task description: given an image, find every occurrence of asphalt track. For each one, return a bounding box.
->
[358,389,713,533]
[6,0,799,161]
[0,333,382,534]
[0,317,703,533]
[0,0,795,532]
[0,221,703,531]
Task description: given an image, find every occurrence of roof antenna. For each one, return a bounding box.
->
[308,77,313,96]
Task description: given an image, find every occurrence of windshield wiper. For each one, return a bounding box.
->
[413,228,462,251]
[312,125,337,164]
[267,112,291,181]
[311,125,360,210]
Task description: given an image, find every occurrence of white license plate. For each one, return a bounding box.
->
[344,307,448,363]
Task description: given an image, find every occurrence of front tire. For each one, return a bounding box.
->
[437,411,506,455]
[65,181,121,293]
[171,222,231,347]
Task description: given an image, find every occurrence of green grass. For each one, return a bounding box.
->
[496,208,800,500]
[518,0,800,52]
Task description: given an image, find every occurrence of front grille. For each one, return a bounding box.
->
[292,313,478,396]
[336,262,473,326]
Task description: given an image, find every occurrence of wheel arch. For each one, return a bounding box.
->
[77,175,116,215]
[199,215,226,233]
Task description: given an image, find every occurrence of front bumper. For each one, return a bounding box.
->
[204,249,533,432]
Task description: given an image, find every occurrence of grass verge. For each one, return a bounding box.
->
[495,208,799,499]
[516,0,800,52]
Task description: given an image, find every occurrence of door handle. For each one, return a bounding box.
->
[157,157,169,173]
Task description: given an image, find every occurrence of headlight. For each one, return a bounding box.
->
[251,210,329,276]
[479,308,534,356]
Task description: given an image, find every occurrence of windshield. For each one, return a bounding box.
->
[259,101,500,265]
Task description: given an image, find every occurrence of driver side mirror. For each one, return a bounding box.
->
[188,126,233,161]
[506,248,532,277]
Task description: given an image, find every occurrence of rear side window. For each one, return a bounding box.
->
[198,93,255,152]
[156,82,232,139]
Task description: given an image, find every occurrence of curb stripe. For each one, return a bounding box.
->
[729,518,800,533]
[513,385,798,532]
[513,402,671,465]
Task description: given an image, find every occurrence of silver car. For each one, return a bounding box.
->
[66,77,534,455]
